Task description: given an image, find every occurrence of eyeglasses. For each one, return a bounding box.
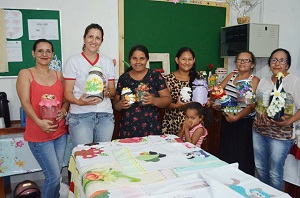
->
[270,58,288,65]
[236,59,252,63]
[36,49,53,56]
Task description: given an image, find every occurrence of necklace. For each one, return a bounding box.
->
[35,67,50,76]
[35,67,50,79]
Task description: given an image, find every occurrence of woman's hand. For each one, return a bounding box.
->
[270,115,293,127]
[117,98,131,110]
[56,108,67,122]
[175,96,187,108]
[224,112,238,123]
[103,84,112,99]
[141,92,154,105]
[78,94,102,106]
[37,119,58,133]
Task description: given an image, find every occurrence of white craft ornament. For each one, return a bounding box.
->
[180,87,192,103]
[192,78,208,105]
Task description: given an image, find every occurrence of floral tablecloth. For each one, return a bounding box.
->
[0,133,73,177]
[68,135,291,198]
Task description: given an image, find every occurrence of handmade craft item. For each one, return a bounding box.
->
[208,74,218,90]
[211,86,240,114]
[180,87,192,103]
[39,94,60,128]
[85,66,106,100]
[267,72,286,121]
[236,79,255,106]
[121,87,136,105]
[136,83,150,105]
[191,78,208,105]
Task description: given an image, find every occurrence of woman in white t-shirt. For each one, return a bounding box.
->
[63,23,115,146]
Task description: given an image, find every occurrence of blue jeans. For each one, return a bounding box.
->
[29,134,67,198]
[252,128,294,191]
[67,112,114,146]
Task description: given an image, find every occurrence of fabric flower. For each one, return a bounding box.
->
[267,72,286,118]
[208,64,214,71]
[49,55,62,72]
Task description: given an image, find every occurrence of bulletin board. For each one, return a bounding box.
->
[120,0,228,74]
[0,8,62,77]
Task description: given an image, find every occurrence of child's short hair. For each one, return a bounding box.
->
[183,102,212,127]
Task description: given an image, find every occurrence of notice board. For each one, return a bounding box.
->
[123,0,227,73]
[1,8,62,77]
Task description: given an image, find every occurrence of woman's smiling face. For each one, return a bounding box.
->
[269,50,289,76]
[236,52,254,72]
[176,51,195,73]
[130,50,148,72]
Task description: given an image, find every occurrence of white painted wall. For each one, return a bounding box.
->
[1,0,300,121]
[0,0,119,120]
[227,0,300,80]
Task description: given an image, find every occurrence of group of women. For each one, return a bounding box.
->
[16,23,300,197]
[218,49,300,192]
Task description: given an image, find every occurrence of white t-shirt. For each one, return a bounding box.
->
[63,52,115,114]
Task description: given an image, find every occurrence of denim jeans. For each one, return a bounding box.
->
[67,112,114,146]
[252,128,294,191]
[28,133,67,198]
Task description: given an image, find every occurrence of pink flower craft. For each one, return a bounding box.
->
[38,94,60,107]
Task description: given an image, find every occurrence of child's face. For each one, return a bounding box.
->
[185,109,203,126]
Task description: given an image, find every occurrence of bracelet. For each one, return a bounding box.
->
[61,108,68,117]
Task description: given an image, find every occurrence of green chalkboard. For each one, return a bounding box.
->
[1,8,61,77]
[124,0,226,73]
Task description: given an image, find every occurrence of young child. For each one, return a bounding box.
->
[177,102,211,148]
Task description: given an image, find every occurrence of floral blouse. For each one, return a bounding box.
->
[116,70,167,138]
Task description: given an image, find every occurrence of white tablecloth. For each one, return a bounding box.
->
[68,135,291,198]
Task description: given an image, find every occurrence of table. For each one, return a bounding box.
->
[0,133,73,197]
[68,135,291,198]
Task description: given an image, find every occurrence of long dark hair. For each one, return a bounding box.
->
[125,45,149,72]
[175,47,199,88]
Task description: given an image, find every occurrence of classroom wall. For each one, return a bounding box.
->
[227,0,300,80]
[1,0,300,121]
[0,0,119,120]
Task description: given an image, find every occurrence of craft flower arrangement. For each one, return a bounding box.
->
[211,86,241,115]
[236,79,255,105]
[225,0,261,24]
[208,74,218,91]
[136,83,150,105]
[267,72,286,121]
[207,64,214,74]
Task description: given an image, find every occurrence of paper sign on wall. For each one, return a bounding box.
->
[4,10,23,39]
[28,19,59,40]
